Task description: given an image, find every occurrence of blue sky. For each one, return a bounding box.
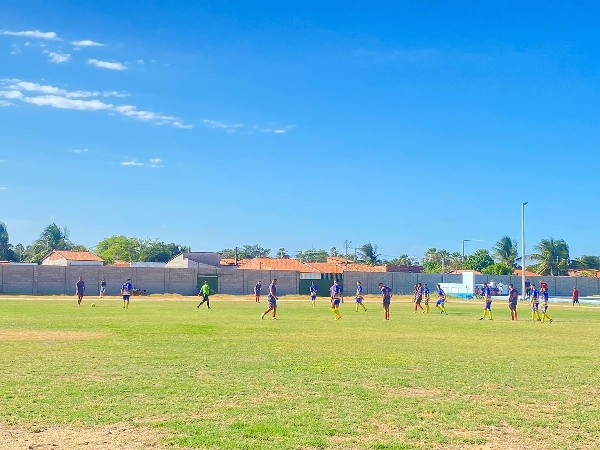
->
[1,1,600,261]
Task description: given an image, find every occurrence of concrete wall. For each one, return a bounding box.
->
[0,264,598,297]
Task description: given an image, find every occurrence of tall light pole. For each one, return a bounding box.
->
[462,239,471,262]
[521,202,528,300]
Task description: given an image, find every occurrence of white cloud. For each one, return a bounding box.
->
[0,187,8,190]
[136,59,145,65]
[1,78,191,128]
[273,129,287,134]
[87,59,127,71]
[202,119,244,133]
[10,44,21,55]
[0,30,58,40]
[148,158,164,168]
[0,99,13,106]
[120,160,144,167]
[47,51,71,64]
[70,148,89,154]
[72,39,104,47]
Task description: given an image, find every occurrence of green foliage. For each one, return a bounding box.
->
[462,249,494,272]
[329,247,339,257]
[385,254,417,266]
[26,223,74,263]
[572,255,600,270]
[220,244,271,260]
[276,248,290,259]
[94,236,189,263]
[481,262,514,275]
[530,238,570,276]
[0,221,16,261]
[295,248,328,262]
[357,242,380,265]
[492,236,518,267]
[422,248,461,273]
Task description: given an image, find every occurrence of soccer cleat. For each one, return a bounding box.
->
[479,317,484,320]
[272,317,277,320]
[261,313,265,320]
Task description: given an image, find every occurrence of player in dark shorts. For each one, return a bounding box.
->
[572,287,580,307]
[541,288,553,323]
[99,278,107,299]
[254,280,262,303]
[379,283,392,320]
[330,280,342,320]
[423,284,430,313]
[436,284,448,315]
[355,281,367,312]
[261,279,278,320]
[508,283,518,321]
[530,284,541,321]
[479,282,493,320]
[121,278,132,309]
[309,282,318,306]
[414,283,424,313]
[75,276,85,306]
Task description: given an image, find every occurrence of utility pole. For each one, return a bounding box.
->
[344,239,352,269]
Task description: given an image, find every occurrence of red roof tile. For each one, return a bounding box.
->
[47,250,104,262]
[305,262,344,274]
[513,269,538,277]
[238,258,317,273]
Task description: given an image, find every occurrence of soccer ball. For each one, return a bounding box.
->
[91,303,96,307]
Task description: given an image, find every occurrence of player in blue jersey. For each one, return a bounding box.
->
[479,282,493,320]
[75,276,85,306]
[541,287,553,323]
[121,278,132,309]
[414,283,424,313]
[378,282,392,320]
[355,281,367,312]
[436,284,448,315]
[330,279,342,320]
[422,284,430,313]
[261,279,278,320]
[530,283,541,321]
[309,282,318,306]
[254,280,262,303]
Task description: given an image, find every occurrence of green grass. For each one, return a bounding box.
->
[1,295,599,449]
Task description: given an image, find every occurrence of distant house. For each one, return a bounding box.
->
[513,269,539,277]
[165,252,223,270]
[41,250,104,266]
[238,258,318,273]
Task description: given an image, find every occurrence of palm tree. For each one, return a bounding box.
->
[0,221,15,261]
[357,242,380,265]
[493,236,518,267]
[529,238,570,276]
[27,223,74,262]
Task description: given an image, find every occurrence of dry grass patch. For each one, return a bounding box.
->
[0,329,110,341]
[0,423,169,450]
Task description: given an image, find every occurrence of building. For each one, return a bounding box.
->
[41,250,104,266]
[165,252,223,270]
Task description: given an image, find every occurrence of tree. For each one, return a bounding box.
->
[219,245,270,260]
[529,238,570,276]
[462,249,494,272]
[330,247,339,257]
[572,255,600,270]
[0,221,16,261]
[357,242,380,265]
[14,243,25,262]
[276,248,290,259]
[26,223,74,262]
[481,262,514,275]
[422,248,461,273]
[94,235,143,263]
[138,240,190,262]
[295,249,328,262]
[492,236,518,267]
[386,254,417,266]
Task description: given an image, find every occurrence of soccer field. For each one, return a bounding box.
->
[0,295,599,449]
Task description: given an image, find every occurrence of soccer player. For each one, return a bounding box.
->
[330,279,342,320]
[75,276,85,306]
[508,283,518,321]
[379,282,392,320]
[572,287,580,307]
[423,283,430,313]
[99,277,107,299]
[414,282,424,313]
[254,280,262,303]
[261,278,278,320]
[530,283,541,321]
[479,282,493,320]
[197,280,211,309]
[436,284,448,315]
[541,288,553,323]
[121,278,132,309]
[355,281,367,312]
[309,281,318,306]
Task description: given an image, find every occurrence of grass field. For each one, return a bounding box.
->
[1,295,599,449]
